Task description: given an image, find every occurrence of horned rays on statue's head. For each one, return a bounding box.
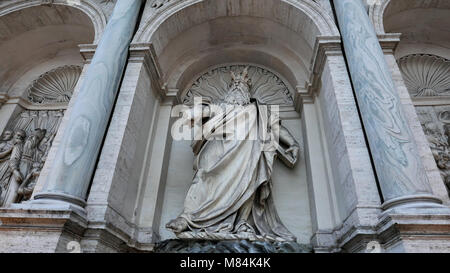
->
[223,66,252,105]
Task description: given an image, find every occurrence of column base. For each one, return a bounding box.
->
[31,192,87,217]
[381,194,443,211]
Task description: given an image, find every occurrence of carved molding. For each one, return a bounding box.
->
[183,65,294,106]
[399,54,450,97]
[26,65,82,105]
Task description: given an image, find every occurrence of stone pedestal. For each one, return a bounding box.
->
[0,207,86,253]
[377,207,450,253]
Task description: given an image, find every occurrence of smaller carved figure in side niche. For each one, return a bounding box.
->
[0,130,14,202]
[0,130,13,152]
[19,129,46,178]
[423,122,447,157]
[444,124,450,147]
[0,130,26,206]
[436,152,450,192]
[13,129,46,203]
[17,161,43,202]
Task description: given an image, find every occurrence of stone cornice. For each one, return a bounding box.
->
[412,96,450,107]
[129,43,165,99]
[295,33,401,111]
[378,33,401,54]
[295,36,342,111]
[79,44,97,63]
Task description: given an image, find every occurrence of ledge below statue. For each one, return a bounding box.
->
[154,238,312,253]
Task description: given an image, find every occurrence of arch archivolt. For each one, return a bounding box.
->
[0,0,107,43]
[134,0,339,45]
[369,0,450,35]
[134,0,339,103]
[368,0,390,34]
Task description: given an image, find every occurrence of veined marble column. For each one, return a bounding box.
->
[333,0,442,209]
[33,0,143,211]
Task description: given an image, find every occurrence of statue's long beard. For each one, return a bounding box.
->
[223,87,251,105]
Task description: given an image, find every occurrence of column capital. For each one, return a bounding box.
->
[129,43,165,99]
[378,33,402,54]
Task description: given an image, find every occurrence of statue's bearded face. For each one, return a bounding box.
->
[224,68,251,105]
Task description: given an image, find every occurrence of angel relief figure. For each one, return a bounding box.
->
[166,67,300,242]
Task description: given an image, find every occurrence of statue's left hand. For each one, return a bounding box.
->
[285,145,299,162]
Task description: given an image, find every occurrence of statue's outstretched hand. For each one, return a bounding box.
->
[285,145,299,163]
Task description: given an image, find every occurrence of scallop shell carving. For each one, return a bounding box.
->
[27,65,82,104]
[183,65,294,106]
[398,54,450,97]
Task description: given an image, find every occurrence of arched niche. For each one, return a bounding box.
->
[134,0,338,96]
[0,2,103,96]
[130,0,340,246]
[370,0,450,59]
[0,2,102,207]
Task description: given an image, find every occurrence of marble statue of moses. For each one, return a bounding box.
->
[166,67,300,242]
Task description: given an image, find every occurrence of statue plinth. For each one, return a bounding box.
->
[176,231,290,242]
[154,237,312,253]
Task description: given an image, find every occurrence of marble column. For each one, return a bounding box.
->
[333,0,442,209]
[32,0,143,211]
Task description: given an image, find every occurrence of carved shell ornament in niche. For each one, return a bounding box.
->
[398,54,450,97]
[27,65,82,104]
[183,65,294,106]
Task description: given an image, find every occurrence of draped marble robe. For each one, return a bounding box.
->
[167,69,299,242]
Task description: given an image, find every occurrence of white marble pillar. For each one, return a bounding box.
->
[32,0,143,211]
[333,0,442,209]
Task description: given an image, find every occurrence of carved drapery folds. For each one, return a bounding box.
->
[399,54,450,97]
[0,65,80,206]
[183,65,294,106]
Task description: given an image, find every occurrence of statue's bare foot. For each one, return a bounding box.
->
[166,217,189,233]
[235,221,255,234]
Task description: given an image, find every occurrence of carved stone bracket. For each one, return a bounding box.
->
[129,43,164,99]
